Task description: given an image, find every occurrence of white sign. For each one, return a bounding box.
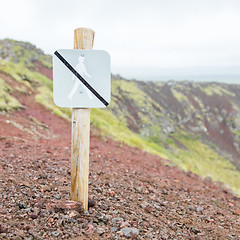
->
[53,49,111,108]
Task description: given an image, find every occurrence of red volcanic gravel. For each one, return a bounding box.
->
[0,72,240,239]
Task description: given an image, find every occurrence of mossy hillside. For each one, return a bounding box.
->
[164,131,240,196]
[91,108,169,159]
[171,88,189,102]
[29,78,240,196]
[0,60,53,88]
[35,86,71,121]
[110,79,164,132]
[199,83,236,97]
[94,80,240,196]
[0,61,31,88]
[33,84,169,159]
[0,77,21,111]
[0,39,52,69]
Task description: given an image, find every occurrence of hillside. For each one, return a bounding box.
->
[0,39,240,239]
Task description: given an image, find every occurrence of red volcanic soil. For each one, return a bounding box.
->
[0,73,240,239]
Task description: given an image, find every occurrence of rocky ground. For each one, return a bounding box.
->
[0,99,240,240]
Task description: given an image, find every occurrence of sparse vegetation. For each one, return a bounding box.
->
[0,77,21,111]
[1,39,240,196]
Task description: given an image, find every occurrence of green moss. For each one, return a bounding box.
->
[193,96,204,109]
[0,61,53,91]
[166,132,240,196]
[12,45,33,67]
[201,84,236,97]
[233,130,240,138]
[39,55,52,69]
[0,39,52,69]
[171,88,188,102]
[15,85,28,94]
[0,77,21,111]
[91,108,168,159]
[110,79,163,129]
[35,86,71,121]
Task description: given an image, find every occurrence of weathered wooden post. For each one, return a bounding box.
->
[70,28,95,211]
[53,27,110,212]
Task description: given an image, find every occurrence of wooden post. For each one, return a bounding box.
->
[70,28,95,211]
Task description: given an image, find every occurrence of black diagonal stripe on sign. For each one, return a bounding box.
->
[54,51,109,107]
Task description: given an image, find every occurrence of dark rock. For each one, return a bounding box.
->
[95,187,102,193]
[29,213,38,219]
[88,199,96,209]
[18,202,27,209]
[98,214,109,223]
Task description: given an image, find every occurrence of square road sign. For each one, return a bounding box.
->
[53,49,111,108]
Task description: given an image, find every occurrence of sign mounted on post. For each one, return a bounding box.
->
[53,49,111,108]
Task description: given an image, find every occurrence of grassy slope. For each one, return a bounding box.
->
[0,39,240,195]
[33,78,240,196]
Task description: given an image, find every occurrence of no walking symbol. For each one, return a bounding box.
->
[53,49,111,108]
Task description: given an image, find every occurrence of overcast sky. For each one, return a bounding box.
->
[1,0,240,81]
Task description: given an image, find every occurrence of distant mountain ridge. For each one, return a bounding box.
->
[1,39,240,196]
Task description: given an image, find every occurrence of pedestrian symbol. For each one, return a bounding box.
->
[53,49,111,108]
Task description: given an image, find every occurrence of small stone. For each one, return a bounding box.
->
[97,227,105,236]
[0,209,8,215]
[95,187,102,193]
[121,228,139,238]
[24,225,30,231]
[135,186,143,193]
[233,209,240,215]
[162,189,168,195]
[16,230,25,237]
[110,227,118,232]
[88,199,96,209]
[51,230,61,237]
[68,210,80,218]
[29,213,38,219]
[85,224,95,235]
[23,207,32,213]
[54,194,61,200]
[98,214,108,223]
[7,178,17,185]
[120,221,130,228]
[108,190,115,197]
[140,202,148,209]
[18,202,27,209]
[0,223,7,233]
[145,205,153,213]
[112,217,124,226]
[196,206,204,212]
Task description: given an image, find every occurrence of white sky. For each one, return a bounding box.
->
[1,0,240,79]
